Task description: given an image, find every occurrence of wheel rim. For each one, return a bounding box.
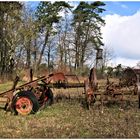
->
[15,97,33,115]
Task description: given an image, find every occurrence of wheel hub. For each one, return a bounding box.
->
[16,97,33,115]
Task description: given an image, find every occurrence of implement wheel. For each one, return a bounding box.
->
[38,87,54,108]
[45,88,54,106]
[12,91,39,115]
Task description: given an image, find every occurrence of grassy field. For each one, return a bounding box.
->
[0,81,140,138]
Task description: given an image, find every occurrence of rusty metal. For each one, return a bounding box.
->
[0,75,47,112]
[86,67,140,110]
[0,68,95,114]
[84,67,98,109]
[0,66,140,115]
[121,67,137,86]
[65,74,81,83]
[96,48,103,60]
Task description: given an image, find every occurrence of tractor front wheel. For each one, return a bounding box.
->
[12,91,39,115]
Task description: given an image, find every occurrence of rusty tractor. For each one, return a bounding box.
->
[0,68,97,115]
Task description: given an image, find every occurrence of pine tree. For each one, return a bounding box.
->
[35,2,72,70]
[72,1,105,70]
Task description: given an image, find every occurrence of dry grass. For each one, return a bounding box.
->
[0,80,140,138]
[0,99,140,138]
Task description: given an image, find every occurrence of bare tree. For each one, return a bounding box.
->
[102,46,115,69]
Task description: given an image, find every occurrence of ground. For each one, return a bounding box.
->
[0,81,140,138]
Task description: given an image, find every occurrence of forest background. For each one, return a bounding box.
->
[0,1,114,81]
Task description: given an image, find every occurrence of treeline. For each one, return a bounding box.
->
[0,1,106,79]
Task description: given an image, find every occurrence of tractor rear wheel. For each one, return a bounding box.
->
[45,88,54,106]
[12,91,39,115]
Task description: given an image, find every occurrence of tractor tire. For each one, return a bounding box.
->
[45,88,54,106]
[12,91,39,115]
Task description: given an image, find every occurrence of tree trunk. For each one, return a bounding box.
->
[80,20,91,69]
[37,30,49,69]
[75,36,80,70]
[26,40,31,69]
[0,11,4,76]
[33,39,37,71]
[47,44,51,73]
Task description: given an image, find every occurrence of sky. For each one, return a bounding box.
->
[27,1,140,67]
[101,1,140,67]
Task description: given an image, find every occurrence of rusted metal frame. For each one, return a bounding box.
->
[17,76,46,89]
[93,91,133,98]
[83,68,98,109]
[0,76,46,96]
[0,76,47,111]
[65,74,81,83]
[0,76,20,104]
[41,79,85,88]
[29,68,33,82]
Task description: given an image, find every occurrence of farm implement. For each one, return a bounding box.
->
[0,67,140,115]
[91,67,140,110]
[0,68,96,115]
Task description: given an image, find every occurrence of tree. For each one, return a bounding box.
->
[56,9,72,70]
[21,5,38,69]
[136,61,140,68]
[102,46,115,69]
[72,1,105,70]
[0,2,22,78]
[35,2,72,70]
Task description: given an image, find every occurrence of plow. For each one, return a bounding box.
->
[0,67,140,115]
